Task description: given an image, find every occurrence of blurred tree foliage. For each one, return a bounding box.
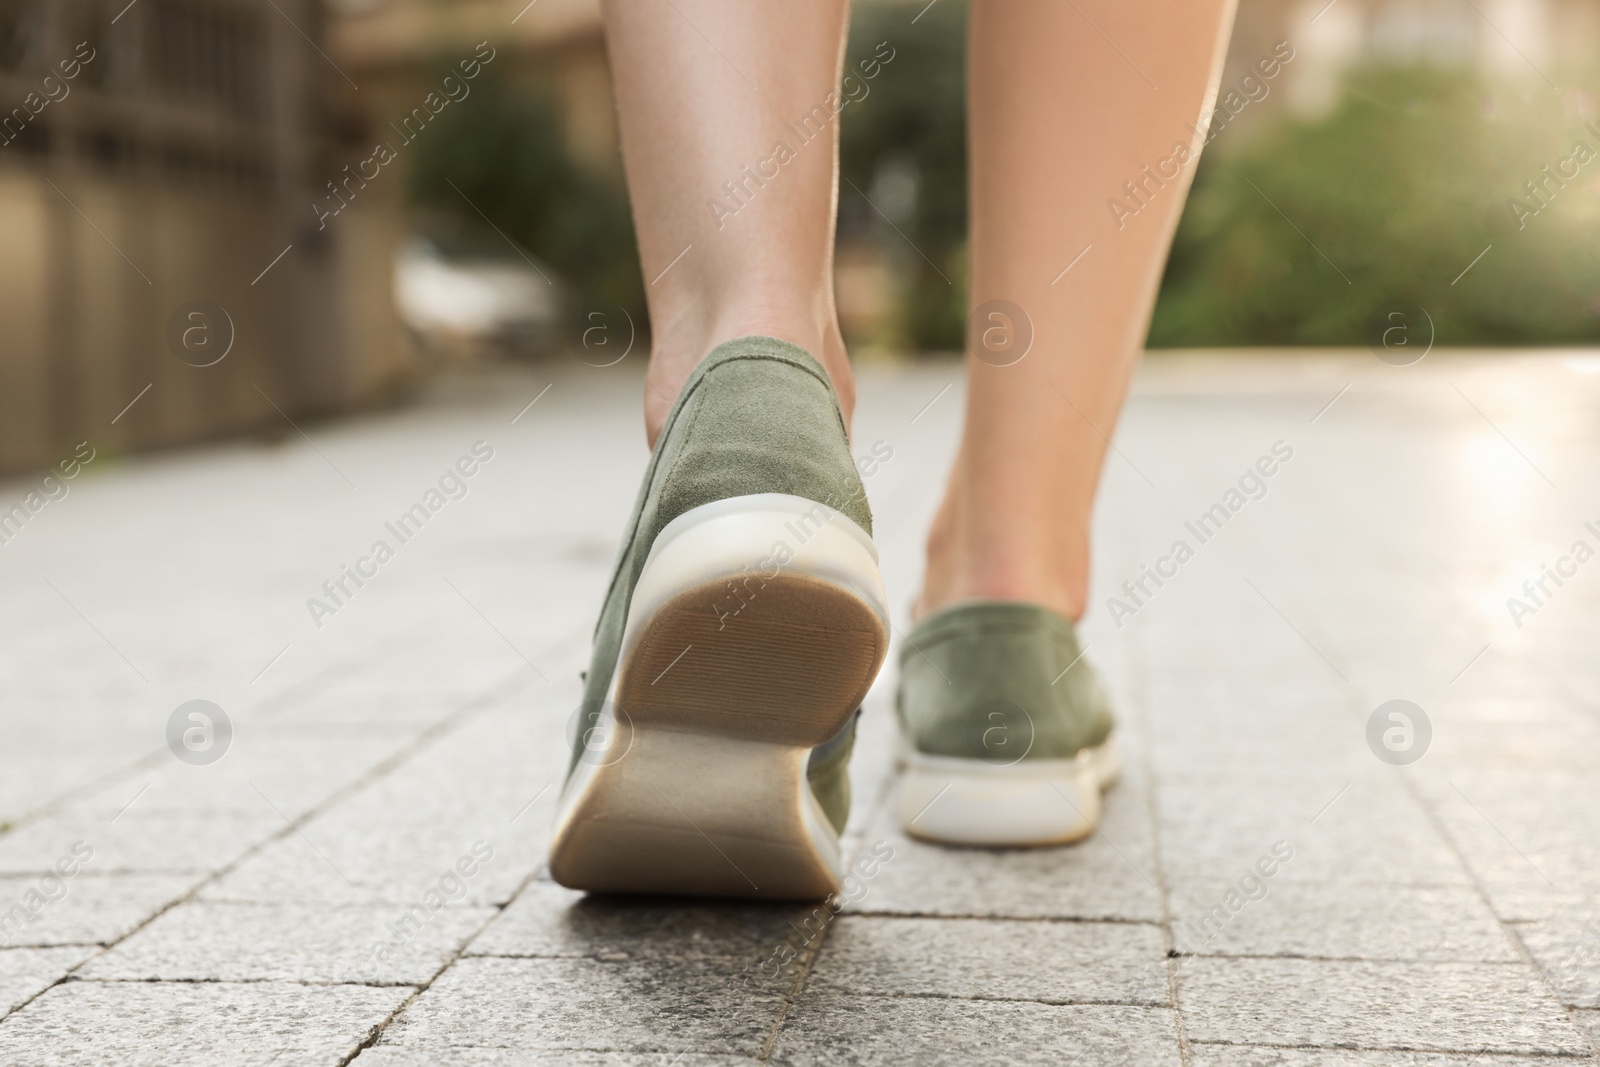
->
[1152,65,1600,346]
[840,0,969,351]
[404,67,643,330]
[407,17,1600,351]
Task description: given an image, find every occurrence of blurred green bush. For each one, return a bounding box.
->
[841,7,1600,348]
[1152,65,1600,346]
[839,0,969,351]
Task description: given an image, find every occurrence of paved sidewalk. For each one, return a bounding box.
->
[1,350,1598,1065]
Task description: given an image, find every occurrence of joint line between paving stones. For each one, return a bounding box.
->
[0,665,532,1028]
[830,990,1176,1010]
[1355,684,1600,1062]
[755,921,829,1062]
[754,750,910,1061]
[1191,1036,1587,1057]
[330,622,623,1058]
[57,975,421,988]
[335,862,554,1066]
[1165,952,1554,965]
[844,910,1165,927]
[1262,633,1594,1060]
[753,892,854,1058]
[755,873,894,1064]
[1228,631,1588,1061]
[1391,724,1585,1067]
[1123,623,1195,1066]
[0,748,168,845]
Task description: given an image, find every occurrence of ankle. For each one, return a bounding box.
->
[914,564,1086,626]
[915,492,1088,624]
[643,305,852,444]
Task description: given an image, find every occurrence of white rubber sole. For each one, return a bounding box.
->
[549,493,889,899]
[899,735,1121,847]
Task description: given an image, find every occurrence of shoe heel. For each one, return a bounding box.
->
[899,737,1120,847]
[549,726,841,898]
[550,493,888,898]
[617,492,889,747]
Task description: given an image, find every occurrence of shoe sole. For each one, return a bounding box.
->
[549,493,889,899]
[899,735,1120,847]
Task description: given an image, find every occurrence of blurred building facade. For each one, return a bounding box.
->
[328,0,613,175]
[326,0,614,358]
[0,0,407,477]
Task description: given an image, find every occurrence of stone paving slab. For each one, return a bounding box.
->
[88,727,435,822]
[0,947,95,1016]
[202,697,562,908]
[466,879,817,964]
[355,1051,759,1066]
[1169,882,1518,961]
[1419,708,1600,775]
[0,812,285,876]
[268,684,510,728]
[1144,712,1369,777]
[1188,1047,1592,1066]
[0,734,152,830]
[1482,890,1600,925]
[77,900,497,985]
[1579,1012,1600,1050]
[0,979,412,1066]
[0,873,200,947]
[851,768,1164,923]
[806,916,1169,1005]
[767,998,1183,1066]
[1175,957,1591,1055]
[370,956,786,1057]
[1514,916,1600,1009]
[359,1052,759,1066]
[4,355,1600,1062]
[1155,776,1473,890]
[1416,771,1600,899]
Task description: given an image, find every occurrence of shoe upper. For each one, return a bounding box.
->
[897,600,1114,763]
[571,336,873,829]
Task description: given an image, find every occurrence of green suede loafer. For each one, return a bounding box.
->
[896,600,1117,846]
[548,336,888,898]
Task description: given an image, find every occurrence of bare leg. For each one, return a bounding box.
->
[917,0,1239,622]
[602,0,854,444]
